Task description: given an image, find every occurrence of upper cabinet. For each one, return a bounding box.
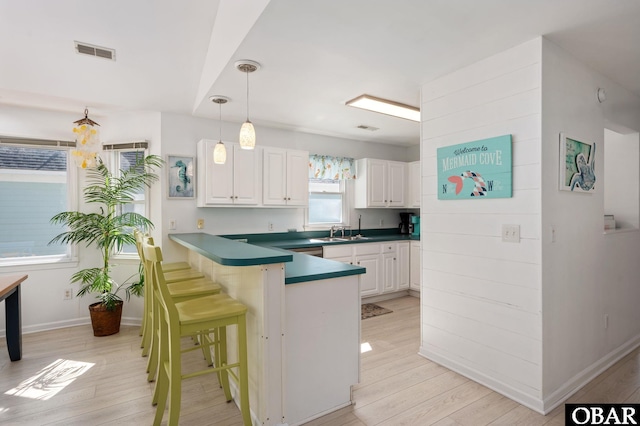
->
[354,158,407,208]
[263,147,309,206]
[197,139,261,207]
[409,161,421,208]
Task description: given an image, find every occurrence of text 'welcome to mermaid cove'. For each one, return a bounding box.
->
[437,135,512,200]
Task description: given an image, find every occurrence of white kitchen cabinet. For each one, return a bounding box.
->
[263,147,309,206]
[409,161,421,208]
[382,251,397,293]
[397,242,410,290]
[197,139,261,206]
[410,241,420,291]
[381,242,410,293]
[356,253,381,297]
[354,158,407,208]
[324,241,410,298]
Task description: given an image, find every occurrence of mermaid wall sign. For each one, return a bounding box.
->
[437,135,512,200]
[559,133,596,193]
[167,154,195,199]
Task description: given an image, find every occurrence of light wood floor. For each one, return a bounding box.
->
[1,295,639,425]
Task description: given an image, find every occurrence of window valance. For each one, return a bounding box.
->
[309,154,356,181]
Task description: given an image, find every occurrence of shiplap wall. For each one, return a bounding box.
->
[419,38,544,410]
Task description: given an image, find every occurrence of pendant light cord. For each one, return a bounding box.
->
[219,101,222,141]
[245,70,250,121]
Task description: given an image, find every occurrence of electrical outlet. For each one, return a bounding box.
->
[502,224,520,243]
[604,314,609,329]
[63,288,73,300]
[268,222,274,231]
[197,218,204,229]
[379,219,384,227]
[169,219,177,230]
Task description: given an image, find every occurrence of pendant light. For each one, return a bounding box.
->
[71,108,101,168]
[210,96,229,164]
[235,60,260,150]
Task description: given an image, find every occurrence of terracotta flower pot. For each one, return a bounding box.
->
[88,301,123,336]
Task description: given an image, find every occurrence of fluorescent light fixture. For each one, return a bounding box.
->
[346,94,420,122]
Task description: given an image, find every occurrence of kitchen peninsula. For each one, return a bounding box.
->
[169,233,365,426]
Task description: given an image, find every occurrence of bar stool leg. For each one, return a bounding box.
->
[218,326,232,402]
[237,314,252,426]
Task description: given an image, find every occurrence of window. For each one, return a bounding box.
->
[0,140,76,263]
[307,179,347,226]
[105,146,149,256]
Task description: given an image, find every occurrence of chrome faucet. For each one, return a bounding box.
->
[329,225,346,238]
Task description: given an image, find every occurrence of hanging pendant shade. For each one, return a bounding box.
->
[210,96,229,164]
[213,141,227,164]
[239,121,255,150]
[235,60,260,150]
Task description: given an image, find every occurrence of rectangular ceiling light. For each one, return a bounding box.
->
[345,94,420,122]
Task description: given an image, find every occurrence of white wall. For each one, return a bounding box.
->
[0,106,159,333]
[159,112,415,261]
[604,128,639,229]
[540,38,640,408]
[420,38,544,409]
[419,35,640,414]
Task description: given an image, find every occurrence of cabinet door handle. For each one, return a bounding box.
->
[394,258,396,261]
[235,196,239,199]
[284,197,287,200]
[230,196,234,199]
[288,197,291,200]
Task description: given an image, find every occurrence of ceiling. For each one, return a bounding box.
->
[1,0,639,146]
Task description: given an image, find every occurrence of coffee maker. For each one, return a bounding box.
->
[399,212,414,234]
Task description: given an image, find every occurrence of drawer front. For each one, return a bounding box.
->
[354,242,381,256]
[381,243,396,253]
[323,244,353,258]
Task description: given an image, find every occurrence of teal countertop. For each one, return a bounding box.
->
[169,232,366,284]
[222,228,419,249]
[169,233,292,267]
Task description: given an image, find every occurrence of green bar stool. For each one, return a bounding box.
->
[140,238,222,380]
[144,241,251,426]
[134,230,198,342]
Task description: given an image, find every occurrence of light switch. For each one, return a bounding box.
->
[502,224,520,243]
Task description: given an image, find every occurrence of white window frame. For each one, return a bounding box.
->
[0,140,79,268]
[104,145,151,260]
[305,179,350,230]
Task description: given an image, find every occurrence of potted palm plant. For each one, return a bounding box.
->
[49,154,163,336]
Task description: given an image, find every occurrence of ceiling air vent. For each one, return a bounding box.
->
[357,125,379,131]
[74,41,116,61]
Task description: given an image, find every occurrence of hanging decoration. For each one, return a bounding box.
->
[309,154,356,181]
[71,108,101,168]
[210,96,229,164]
[235,60,260,150]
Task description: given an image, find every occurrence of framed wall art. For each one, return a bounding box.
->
[167,155,195,199]
[437,134,512,200]
[559,133,596,193]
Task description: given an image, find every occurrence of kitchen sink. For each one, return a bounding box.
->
[309,237,343,243]
[338,235,369,241]
[309,236,369,243]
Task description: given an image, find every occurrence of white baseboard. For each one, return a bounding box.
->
[542,333,640,413]
[421,333,640,415]
[419,345,545,413]
[0,316,142,338]
[362,290,410,304]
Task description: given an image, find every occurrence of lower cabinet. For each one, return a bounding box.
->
[324,241,410,298]
[410,241,420,291]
